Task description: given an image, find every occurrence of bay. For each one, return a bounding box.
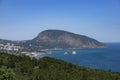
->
[36,43,120,72]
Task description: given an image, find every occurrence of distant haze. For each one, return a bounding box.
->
[0,0,120,42]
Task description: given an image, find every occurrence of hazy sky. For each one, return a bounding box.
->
[0,0,120,42]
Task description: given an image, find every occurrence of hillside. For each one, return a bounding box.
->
[32,30,106,49]
[0,30,106,51]
[0,52,120,80]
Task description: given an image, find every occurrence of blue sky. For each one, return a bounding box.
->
[0,0,120,42]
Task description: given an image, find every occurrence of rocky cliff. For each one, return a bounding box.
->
[0,30,106,51]
[32,30,106,49]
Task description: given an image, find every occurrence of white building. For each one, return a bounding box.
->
[0,44,4,50]
[0,43,20,52]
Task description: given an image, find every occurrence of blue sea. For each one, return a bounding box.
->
[36,43,120,72]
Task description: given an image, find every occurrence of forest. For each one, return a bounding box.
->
[0,52,120,80]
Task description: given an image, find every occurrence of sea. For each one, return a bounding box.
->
[36,43,120,72]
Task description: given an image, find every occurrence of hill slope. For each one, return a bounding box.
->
[32,30,106,49]
[0,52,120,80]
[0,30,106,51]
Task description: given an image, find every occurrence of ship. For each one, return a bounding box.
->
[72,51,76,55]
[64,51,68,55]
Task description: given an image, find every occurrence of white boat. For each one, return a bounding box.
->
[72,51,76,55]
[64,52,68,55]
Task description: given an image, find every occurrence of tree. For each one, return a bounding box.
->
[0,66,15,80]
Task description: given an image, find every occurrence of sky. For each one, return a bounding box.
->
[0,0,120,42]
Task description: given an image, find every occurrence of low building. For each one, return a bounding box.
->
[0,44,4,50]
[0,43,21,52]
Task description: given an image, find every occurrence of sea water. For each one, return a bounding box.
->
[36,43,120,72]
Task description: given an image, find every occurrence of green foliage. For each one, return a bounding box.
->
[0,66,15,80]
[0,52,120,80]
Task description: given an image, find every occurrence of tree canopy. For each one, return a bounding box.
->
[0,52,120,80]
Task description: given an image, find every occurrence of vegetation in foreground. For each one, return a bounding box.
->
[0,52,120,80]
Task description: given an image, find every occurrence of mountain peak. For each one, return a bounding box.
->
[0,30,106,50]
[33,30,106,49]
[34,29,76,40]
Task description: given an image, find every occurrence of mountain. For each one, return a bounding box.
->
[0,30,106,51]
[32,30,106,49]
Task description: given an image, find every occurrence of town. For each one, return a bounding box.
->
[0,43,48,57]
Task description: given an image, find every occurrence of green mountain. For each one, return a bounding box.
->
[32,30,106,49]
[0,30,106,51]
